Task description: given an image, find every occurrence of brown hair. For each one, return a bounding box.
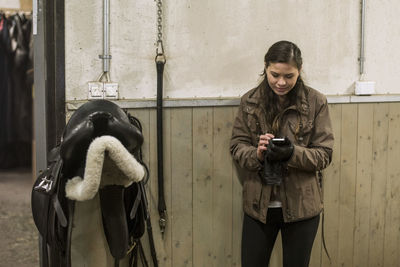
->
[262,40,305,134]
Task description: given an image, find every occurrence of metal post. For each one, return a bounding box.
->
[33,0,48,266]
[33,0,47,176]
[102,0,110,73]
[360,0,366,75]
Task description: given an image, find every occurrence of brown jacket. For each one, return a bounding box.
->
[230,80,334,223]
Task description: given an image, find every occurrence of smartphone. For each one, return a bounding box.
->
[271,138,286,145]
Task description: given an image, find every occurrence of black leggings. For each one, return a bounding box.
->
[241,208,320,267]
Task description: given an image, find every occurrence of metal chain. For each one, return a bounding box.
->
[157,0,163,44]
[156,0,164,56]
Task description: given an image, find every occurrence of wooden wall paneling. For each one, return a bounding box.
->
[383,103,400,267]
[353,104,374,267]
[269,233,283,267]
[337,104,358,267]
[131,102,400,266]
[322,104,342,266]
[310,213,322,267]
[163,108,173,266]
[146,108,157,265]
[231,167,242,267]
[231,107,243,267]
[171,108,193,266]
[368,103,389,267]
[19,0,32,10]
[212,107,234,266]
[145,108,173,267]
[192,107,214,266]
[129,109,152,265]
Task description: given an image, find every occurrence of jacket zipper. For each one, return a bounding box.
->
[258,104,299,220]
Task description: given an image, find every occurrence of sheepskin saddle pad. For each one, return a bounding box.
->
[31,99,147,266]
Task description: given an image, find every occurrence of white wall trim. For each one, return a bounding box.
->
[66,95,400,110]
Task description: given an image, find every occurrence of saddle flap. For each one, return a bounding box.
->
[31,153,65,238]
[99,185,130,260]
[125,182,146,239]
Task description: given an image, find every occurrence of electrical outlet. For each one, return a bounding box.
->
[88,82,104,99]
[355,81,375,95]
[104,82,119,99]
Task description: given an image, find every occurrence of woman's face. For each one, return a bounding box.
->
[265,62,300,97]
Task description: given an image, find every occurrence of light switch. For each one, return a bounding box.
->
[88,82,104,99]
[104,82,119,99]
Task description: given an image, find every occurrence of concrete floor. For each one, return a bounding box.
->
[0,169,39,267]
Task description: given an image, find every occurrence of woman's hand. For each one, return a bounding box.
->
[257,133,274,161]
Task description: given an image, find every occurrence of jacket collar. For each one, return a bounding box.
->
[246,79,266,106]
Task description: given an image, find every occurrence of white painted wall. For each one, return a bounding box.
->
[65,0,399,100]
[364,0,400,95]
[0,0,20,9]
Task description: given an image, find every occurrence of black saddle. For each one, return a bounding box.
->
[31,100,150,267]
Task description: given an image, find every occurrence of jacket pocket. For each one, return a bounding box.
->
[243,177,263,211]
[288,120,313,145]
[302,183,318,214]
[243,106,261,144]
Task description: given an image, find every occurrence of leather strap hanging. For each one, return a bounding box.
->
[155,0,167,238]
[128,115,158,267]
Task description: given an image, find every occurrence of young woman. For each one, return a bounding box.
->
[230,40,334,267]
